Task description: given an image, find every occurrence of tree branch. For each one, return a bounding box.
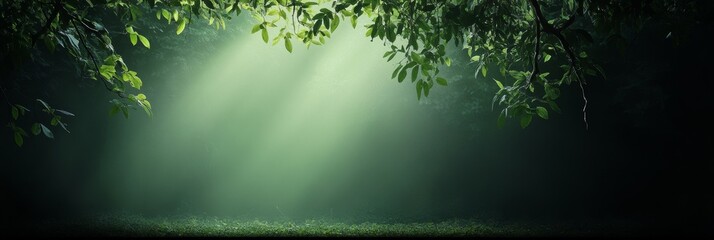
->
[528,15,541,85]
[70,19,125,99]
[558,0,583,31]
[31,0,62,47]
[528,0,588,129]
[528,0,578,69]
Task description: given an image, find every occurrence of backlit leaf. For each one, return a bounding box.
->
[261,28,269,43]
[138,35,150,48]
[436,77,447,86]
[176,18,187,35]
[536,106,549,119]
[40,123,54,139]
[284,38,293,53]
[129,33,137,45]
[31,123,41,135]
[494,79,504,89]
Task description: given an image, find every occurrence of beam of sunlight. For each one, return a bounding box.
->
[94,18,442,218]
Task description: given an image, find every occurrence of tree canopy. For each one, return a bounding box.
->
[1,0,709,146]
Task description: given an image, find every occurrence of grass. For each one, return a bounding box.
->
[32,214,564,237]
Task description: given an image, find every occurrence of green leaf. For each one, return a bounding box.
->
[129,33,138,46]
[14,132,23,147]
[161,9,171,20]
[55,109,75,116]
[392,65,402,79]
[40,123,54,139]
[331,15,340,32]
[284,38,293,53]
[416,81,423,100]
[410,66,418,82]
[131,76,143,89]
[15,104,29,114]
[31,123,41,135]
[122,71,142,89]
[436,77,447,86]
[99,64,116,80]
[103,54,120,65]
[313,19,322,34]
[497,110,506,128]
[494,79,504,89]
[544,53,552,62]
[138,35,150,48]
[176,18,187,35]
[58,121,69,133]
[64,33,81,55]
[548,101,562,113]
[481,65,488,77]
[11,105,18,120]
[36,99,51,110]
[109,105,120,116]
[471,55,480,62]
[261,28,269,43]
[387,51,397,61]
[403,61,417,70]
[138,100,152,117]
[520,114,533,128]
[251,24,262,33]
[536,106,549,119]
[397,67,407,83]
[50,116,60,126]
[544,83,560,100]
[445,57,451,66]
[386,26,396,42]
[410,52,423,63]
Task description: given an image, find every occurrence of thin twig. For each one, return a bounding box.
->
[578,75,588,130]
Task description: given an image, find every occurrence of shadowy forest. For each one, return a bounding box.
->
[1,0,713,237]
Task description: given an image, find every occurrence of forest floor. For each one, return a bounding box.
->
[18,214,653,237]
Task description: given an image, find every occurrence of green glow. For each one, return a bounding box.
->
[91,19,445,218]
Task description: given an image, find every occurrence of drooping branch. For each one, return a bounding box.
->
[527,15,541,85]
[528,0,579,72]
[59,5,125,99]
[70,19,125,99]
[31,0,62,47]
[527,0,588,129]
